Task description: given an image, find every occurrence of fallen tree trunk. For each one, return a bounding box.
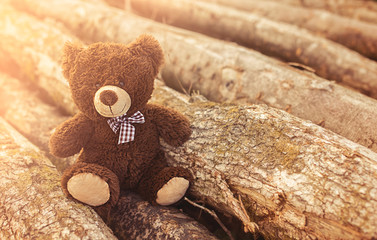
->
[0,117,117,239]
[127,0,377,99]
[200,0,377,61]
[0,60,218,240]
[11,0,377,153]
[266,0,377,25]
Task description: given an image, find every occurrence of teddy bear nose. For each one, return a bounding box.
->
[99,90,118,106]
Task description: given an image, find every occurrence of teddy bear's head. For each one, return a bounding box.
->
[62,35,164,120]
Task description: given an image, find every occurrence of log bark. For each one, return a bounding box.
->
[5,51,377,238]
[110,192,218,240]
[200,0,377,61]
[127,0,377,99]
[6,2,377,237]
[0,5,218,237]
[0,117,117,239]
[21,63,377,239]
[11,0,377,153]
[266,0,377,25]
[0,50,218,240]
[151,84,377,240]
[3,26,377,238]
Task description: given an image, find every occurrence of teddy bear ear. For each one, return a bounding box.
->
[128,34,165,74]
[61,42,83,80]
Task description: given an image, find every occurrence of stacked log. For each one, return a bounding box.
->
[4,39,377,237]
[266,0,377,24]
[0,7,218,239]
[128,0,377,98]
[200,0,377,61]
[11,0,377,153]
[152,83,377,239]
[0,70,218,239]
[0,115,117,239]
[2,0,377,239]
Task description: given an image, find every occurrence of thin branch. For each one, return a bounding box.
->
[238,195,259,233]
[184,197,235,240]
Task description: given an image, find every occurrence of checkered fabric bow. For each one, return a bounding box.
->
[107,111,145,144]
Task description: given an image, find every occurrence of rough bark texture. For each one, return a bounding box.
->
[151,84,377,240]
[128,0,377,99]
[11,0,377,153]
[0,117,117,240]
[5,0,377,238]
[266,0,377,25]
[201,0,377,61]
[6,55,377,238]
[111,192,218,240]
[0,5,219,238]
[5,57,377,238]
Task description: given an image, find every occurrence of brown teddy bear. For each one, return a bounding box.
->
[49,35,193,219]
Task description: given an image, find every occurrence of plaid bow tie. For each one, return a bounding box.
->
[107,111,145,144]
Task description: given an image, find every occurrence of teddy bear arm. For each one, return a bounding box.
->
[49,113,93,158]
[147,104,192,147]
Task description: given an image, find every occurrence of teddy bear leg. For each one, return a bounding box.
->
[156,173,190,206]
[61,162,120,210]
[137,163,193,206]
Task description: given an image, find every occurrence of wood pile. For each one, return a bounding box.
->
[1,0,377,239]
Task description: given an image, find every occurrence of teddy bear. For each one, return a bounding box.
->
[49,35,193,219]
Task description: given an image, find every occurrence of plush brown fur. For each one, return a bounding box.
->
[49,35,192,220]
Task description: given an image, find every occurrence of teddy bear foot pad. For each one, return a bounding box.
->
[156,177,189,206]
[67,173,110,206]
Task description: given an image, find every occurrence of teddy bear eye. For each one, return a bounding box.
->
[119,81,125,87]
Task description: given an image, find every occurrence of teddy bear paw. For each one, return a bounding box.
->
[156,177,189,206]
[67,173,110,207]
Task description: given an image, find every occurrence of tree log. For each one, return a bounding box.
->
[20,62,377,239]
[151,84,377,239]
[5,51,377,238]
[200,0,377,61]
[110,192,218,240]
[5,2,377,237]
[11,0,377,153]
[127,0,377,99]
[265,0,377,25]
[3,32,377,238]
[0,117,117,239]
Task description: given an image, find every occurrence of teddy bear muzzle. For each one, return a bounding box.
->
[94,85,131,117]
